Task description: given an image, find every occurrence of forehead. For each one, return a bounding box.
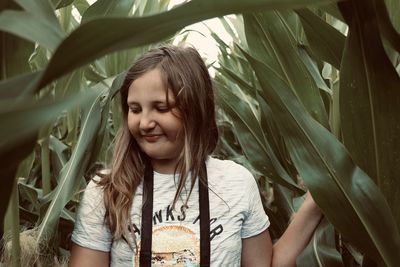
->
[127,68,175,103]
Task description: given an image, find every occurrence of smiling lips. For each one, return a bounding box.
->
[142,134,163,142]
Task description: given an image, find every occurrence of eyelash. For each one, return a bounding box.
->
[156,106,169,112]
[129,107,141,114]
[128,106,170,114]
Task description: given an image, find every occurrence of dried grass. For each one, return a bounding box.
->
[1,228,69,267]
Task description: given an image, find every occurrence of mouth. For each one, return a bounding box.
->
[142,134,162,142]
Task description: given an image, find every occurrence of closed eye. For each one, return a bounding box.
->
[129,106,141,114]
[156,105,170,113]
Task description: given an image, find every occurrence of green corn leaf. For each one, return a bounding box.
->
[0,91,97,156]
[36,85,109,242]
[339,0,400,231]
[52,0,74,10]
[243,11,330,128]
[373,0,400,53]
[319,3,344,21]
[0,90,95,235]
[0,11,62,51]
[81,0,135,24]
[0,0,64,51]
[268,184,297,239]
[2,0,339,93]
[15,0,62,28]
[0,32,34,81]
[298,48,332,94]
[73,0,90,16]
[241,47,400,266]
[0,71,43,98]
[215,80,303,193]
[383,0,400,33]
[296,8,345,69]
[86,74,125,169]
[18,182,43,211]
[297,218,345,267]
[49,135,68,177]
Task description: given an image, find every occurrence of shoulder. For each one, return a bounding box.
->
[207,156,253,175]
[86,174,104,190]
[86,169,110,189]
[206,156,255,186]
[80,174,106,202]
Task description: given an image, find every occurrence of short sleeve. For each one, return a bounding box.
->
[241,174,270,239]
[71,178,112,252]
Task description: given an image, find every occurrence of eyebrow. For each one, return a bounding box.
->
[126,100,168,105]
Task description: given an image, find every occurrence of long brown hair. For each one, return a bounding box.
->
[97,45,219,241]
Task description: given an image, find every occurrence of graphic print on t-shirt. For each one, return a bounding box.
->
[134,225,200,267]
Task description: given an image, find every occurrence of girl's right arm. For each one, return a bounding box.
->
[69,179,113,266]
[69,243,110,267]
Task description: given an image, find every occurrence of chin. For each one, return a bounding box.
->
[143,151,169,160]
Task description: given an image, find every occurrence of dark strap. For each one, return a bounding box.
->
[199,162,210,266]
[140,162,154,266]
[139,162,210,266]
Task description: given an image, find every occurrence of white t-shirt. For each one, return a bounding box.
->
[71,157,269,266]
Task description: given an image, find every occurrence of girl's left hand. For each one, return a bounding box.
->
[302,191,323,218]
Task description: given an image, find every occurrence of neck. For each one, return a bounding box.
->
[151,158,180,174]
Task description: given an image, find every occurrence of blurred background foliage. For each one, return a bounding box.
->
[0,0,399,266]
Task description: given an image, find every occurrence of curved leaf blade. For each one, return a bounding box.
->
[297,218,345,267]
[33,0,340,90]
[242,48,400,266]
[339,0,400,230]
[373,0,400,52]
[0,0,64,51]
[296,8,345,69]
[37,85,109,242]
[243,11,330,128]
[0,10,63,51]
[215,80,302,192]
[0,90,97,155]
[81,0,135,24]
[0,31,34,80]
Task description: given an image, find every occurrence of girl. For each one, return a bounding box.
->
[69,45,322,267]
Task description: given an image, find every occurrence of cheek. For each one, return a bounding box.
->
[126,115,139,136]
[170,120,184,141]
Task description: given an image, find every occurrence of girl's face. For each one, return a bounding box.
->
[126,68,184,174]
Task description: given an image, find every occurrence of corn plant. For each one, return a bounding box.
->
[213,1,400,266]
[2,0,399,266]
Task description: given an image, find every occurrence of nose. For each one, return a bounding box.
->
[139,113,156,132]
